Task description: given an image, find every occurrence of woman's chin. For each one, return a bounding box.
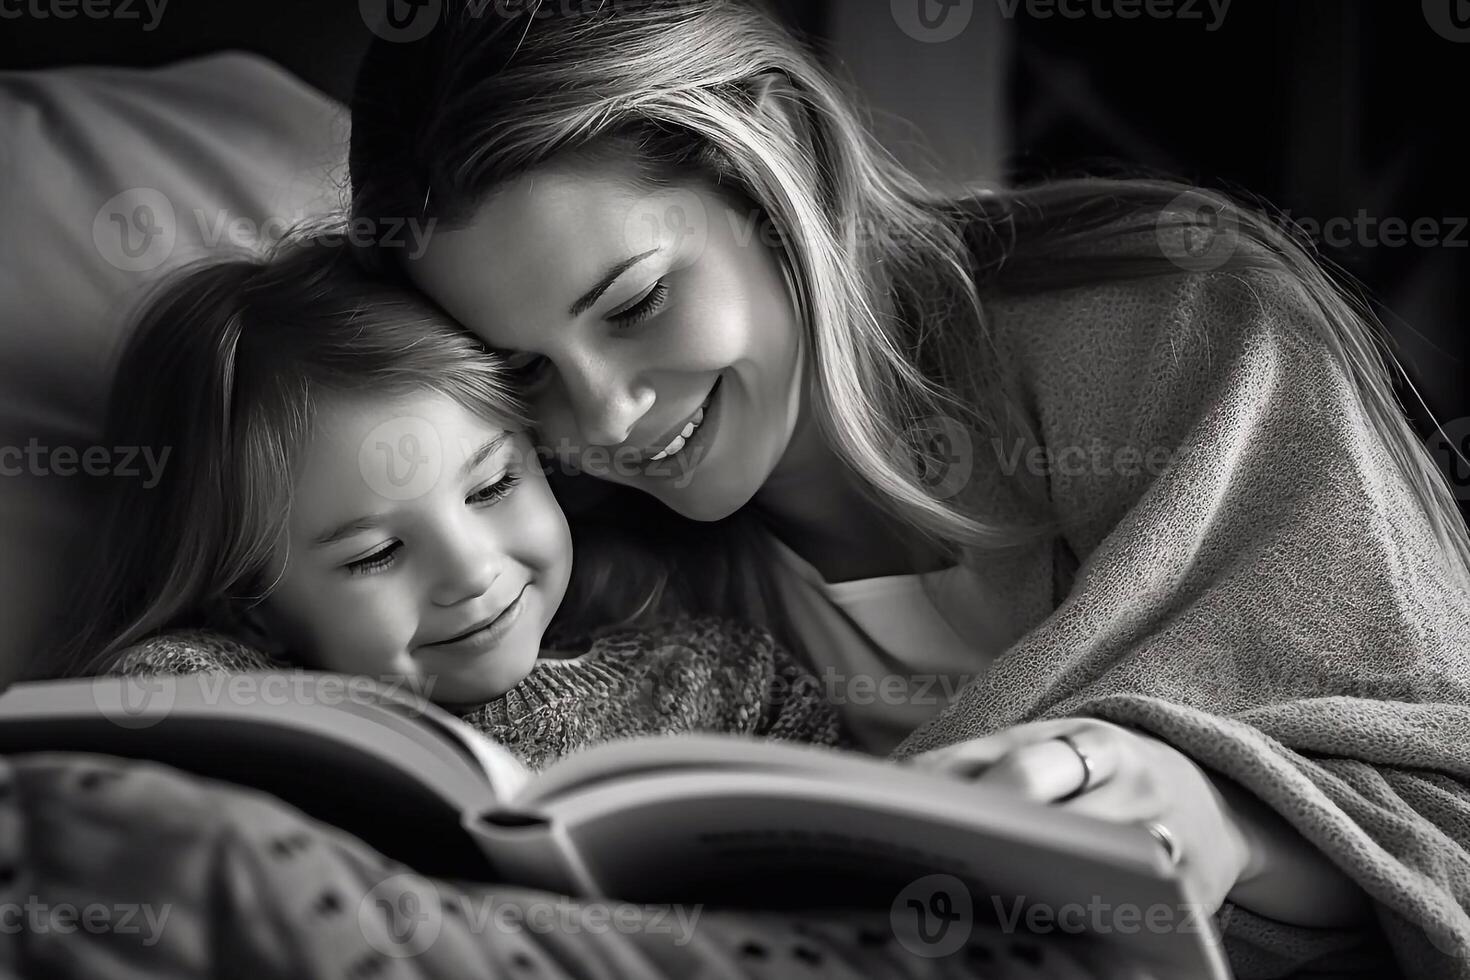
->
[653,479,752,523]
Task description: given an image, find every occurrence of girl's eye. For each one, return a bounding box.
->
[468,470,522,506]
[608,279,669,327]
[346,541,401,576]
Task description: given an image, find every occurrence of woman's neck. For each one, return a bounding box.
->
[752,401,950,584]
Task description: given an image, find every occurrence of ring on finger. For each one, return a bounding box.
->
[1055,733,1096,802]
[1146,821,1184,866]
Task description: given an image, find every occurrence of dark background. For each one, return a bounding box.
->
[2,0,1465,518]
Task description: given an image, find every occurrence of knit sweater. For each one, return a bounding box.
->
[108,617,848,770]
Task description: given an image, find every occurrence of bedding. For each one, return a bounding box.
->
[0,52,347,686]
[0,750,1113,979]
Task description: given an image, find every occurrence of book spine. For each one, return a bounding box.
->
[463,811,600,897]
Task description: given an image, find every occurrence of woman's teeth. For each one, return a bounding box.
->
[650,404,706,461]
[649,385,717,462]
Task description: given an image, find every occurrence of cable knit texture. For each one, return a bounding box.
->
[108,616,850,770]
[884,223,1470,979]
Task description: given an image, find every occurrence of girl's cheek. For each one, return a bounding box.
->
[517,478,574,585]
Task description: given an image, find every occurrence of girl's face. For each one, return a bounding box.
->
[260,389,572,706]
[406,157,807,522]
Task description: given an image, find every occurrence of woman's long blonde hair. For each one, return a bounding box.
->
[348,0,1470,632]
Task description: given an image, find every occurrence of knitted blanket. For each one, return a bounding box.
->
[109,616,848,769]
[887,256,1470,978]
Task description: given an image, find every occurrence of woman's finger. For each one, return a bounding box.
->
[973,737,1093,802]
[972,725,1126,802]
[909,722,1121,793]
[906,733,1026,778]
[907,719,1083,777]
[1048,724,1124,799]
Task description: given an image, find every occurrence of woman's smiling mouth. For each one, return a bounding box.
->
[643,376,723,467]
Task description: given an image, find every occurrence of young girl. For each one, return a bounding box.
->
[345,0,1470,973]
[52,221,844,770]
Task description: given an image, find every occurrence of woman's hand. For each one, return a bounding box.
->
[907,718,1255,914]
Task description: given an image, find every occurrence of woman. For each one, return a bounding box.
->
[348,2,1470,974]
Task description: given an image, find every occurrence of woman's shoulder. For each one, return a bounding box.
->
[956,209,1321,413]
[944,184,1314,361]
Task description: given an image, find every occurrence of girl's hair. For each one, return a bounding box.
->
[50,220,532,677]
[347,1,1470,639]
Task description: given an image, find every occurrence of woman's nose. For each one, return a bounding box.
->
[561,355,656,448]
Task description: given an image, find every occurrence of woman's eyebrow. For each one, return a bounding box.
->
[568,248,660,317]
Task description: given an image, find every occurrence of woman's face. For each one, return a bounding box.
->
[260,389,573,706]
[405,157,808,522]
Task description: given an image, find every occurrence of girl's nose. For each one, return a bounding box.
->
[428,533,502,608]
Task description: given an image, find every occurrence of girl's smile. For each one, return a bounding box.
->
[259,390,573,705]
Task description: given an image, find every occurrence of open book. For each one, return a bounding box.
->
[0,672,1230,978]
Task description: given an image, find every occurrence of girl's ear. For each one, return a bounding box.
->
[230,596,289,659]
[745,70,818,157]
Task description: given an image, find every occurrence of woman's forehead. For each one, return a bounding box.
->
[407,163,670,331]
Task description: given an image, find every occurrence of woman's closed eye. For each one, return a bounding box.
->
[500,279,672,392]
[608,278,669,326]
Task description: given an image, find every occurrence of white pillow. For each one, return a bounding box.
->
[0,51,348,683]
